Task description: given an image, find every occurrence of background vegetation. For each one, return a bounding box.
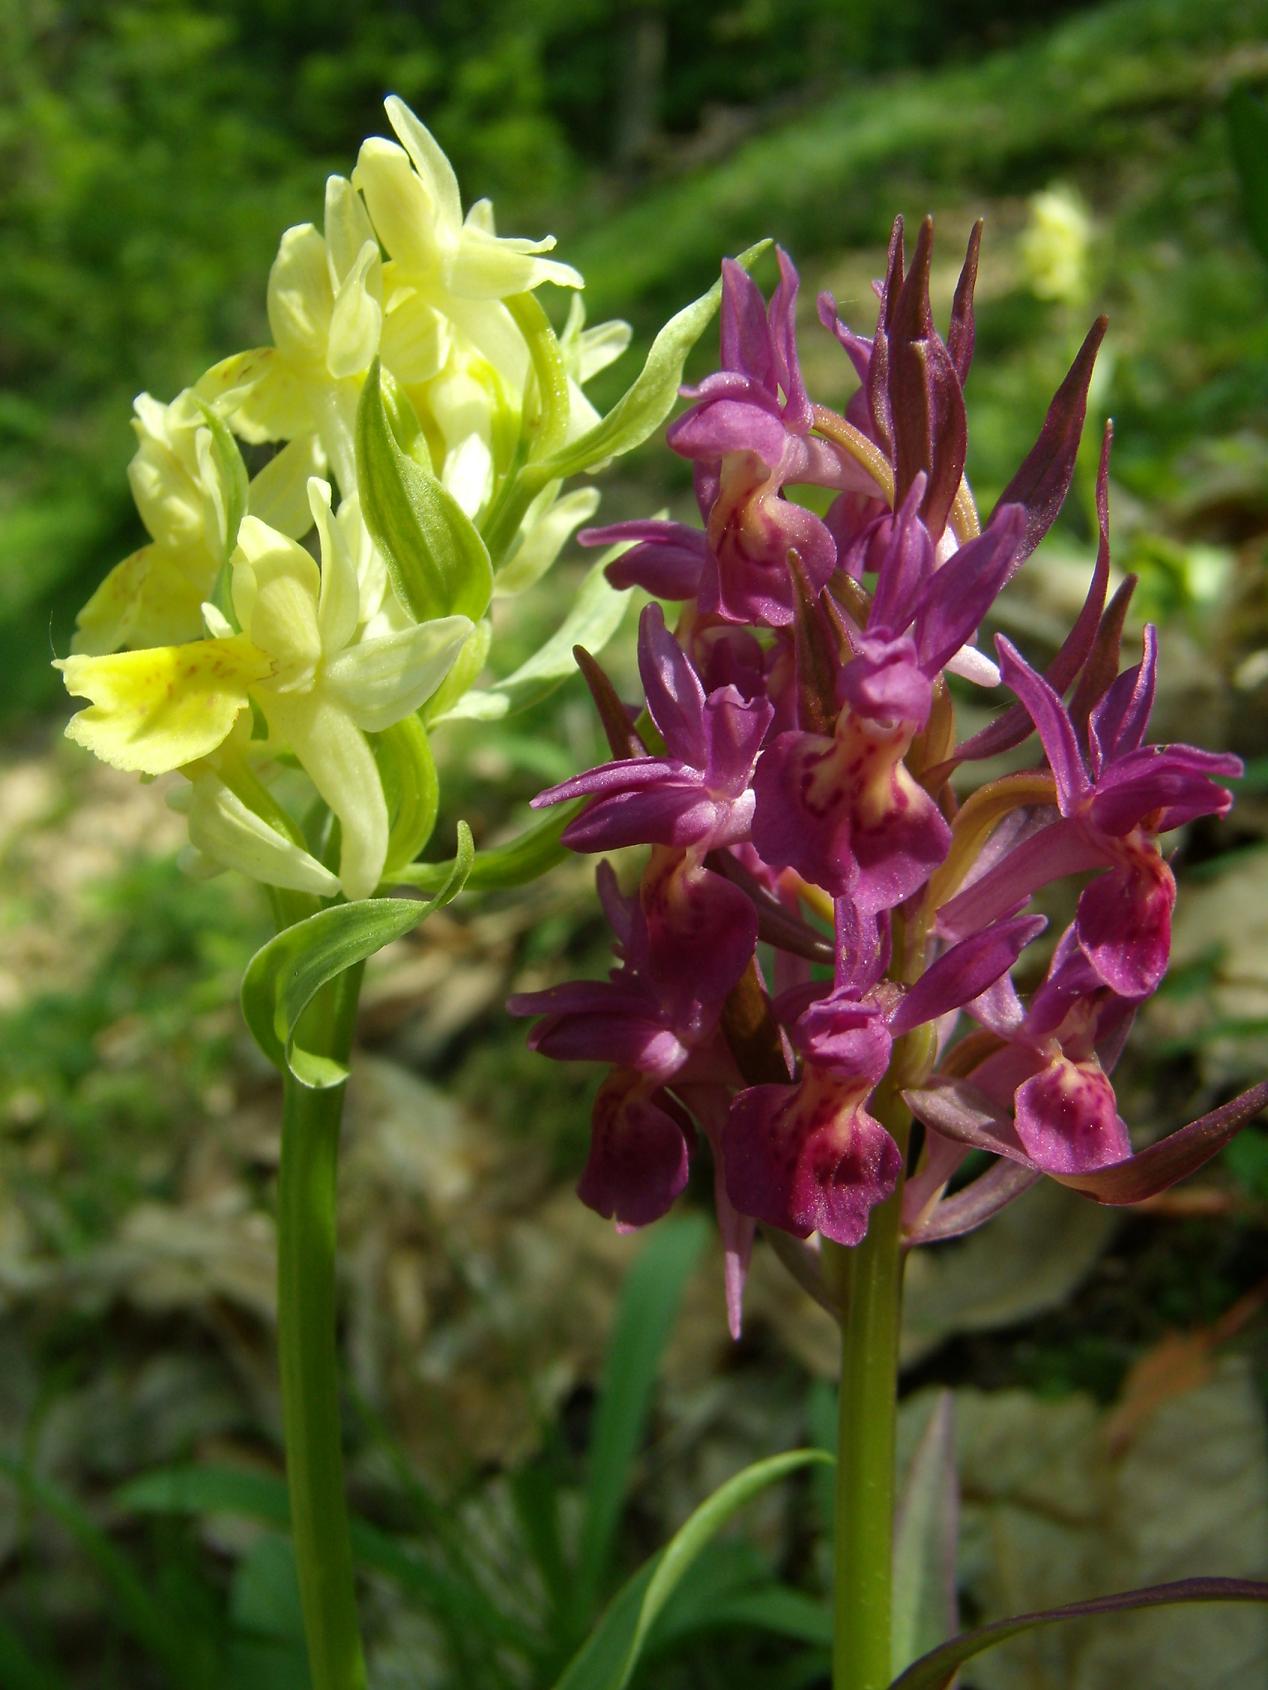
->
[2,0,1267,1683]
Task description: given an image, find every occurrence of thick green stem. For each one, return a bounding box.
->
[277,964,367,1690]
[824,1092,912,1690]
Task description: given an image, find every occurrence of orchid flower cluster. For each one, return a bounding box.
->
[512,222,1268,1334]
[50,92,1268,1687]
[55,96,634,905]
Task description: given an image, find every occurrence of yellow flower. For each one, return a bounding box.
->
[201,176,384,490]
[58,480,471,900]
[355,97,582,302]
[354,97,583,404]
[73,389,245,654]
[1019,185,1092,304]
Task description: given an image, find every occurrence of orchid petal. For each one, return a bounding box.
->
[638,604,708,765]
[261,691,388,901]
[724,1073,902,1245]
[383,95,463,236]
[996,635,1089,812]
[1013,1055,1132,1173]
[1089,623,1158,772]
[266,223,332,361]
[891,914,1047,1036]
[561,784,720,852]
[1055,1080,1268,1203]
[915,505,1025,675]
[57,638,269,774]
[324,617,472,732]
[869,476,934,634]
[770,246,812,432]
[988,315,1106,564]
[186,772,341,896]
[1076,855,1174,997]
[719,257,775,388]
[577,1071,691,1227]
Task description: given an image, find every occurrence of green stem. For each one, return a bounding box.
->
[824,1091,912,1690]
[277,963,367,1690]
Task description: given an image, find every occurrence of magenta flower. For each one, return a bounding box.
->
[532,604,772,854]
[938,631,1241,995]
[725,1000,899,1246]
[750,706,952,909]
[578,1070,695,1229]
[509,853,754,1230]
[837,479,1028,728]
[724,910,1045,1244]
[586,249,876,627]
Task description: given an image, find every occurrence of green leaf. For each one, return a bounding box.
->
[435,554,629,725]
[240,823,473,1086]
[119,1462,544,1659]
[357,359,493,623]
[888,1578,1268,1690]
[891,1392,958,1676]
[0,1457,217,1690]
[1228,86,1268,266]
[536,240,771,479]
[509,1459,572,1636]
[553,1449,832,1690]
[665,1581,833,1649]
[230,1534,305,1642]
[120,1464,292,1526]
[647,1539,831,1653]
[394,802,579,894]
[573,1215,708,1623]
[0,1620,72,1690]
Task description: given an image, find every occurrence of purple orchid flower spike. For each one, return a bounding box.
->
[531,604,773,854]
[938,630,1242,996]
[509,221,1262,1363]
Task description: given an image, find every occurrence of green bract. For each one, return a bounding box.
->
[356,359,494,624]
